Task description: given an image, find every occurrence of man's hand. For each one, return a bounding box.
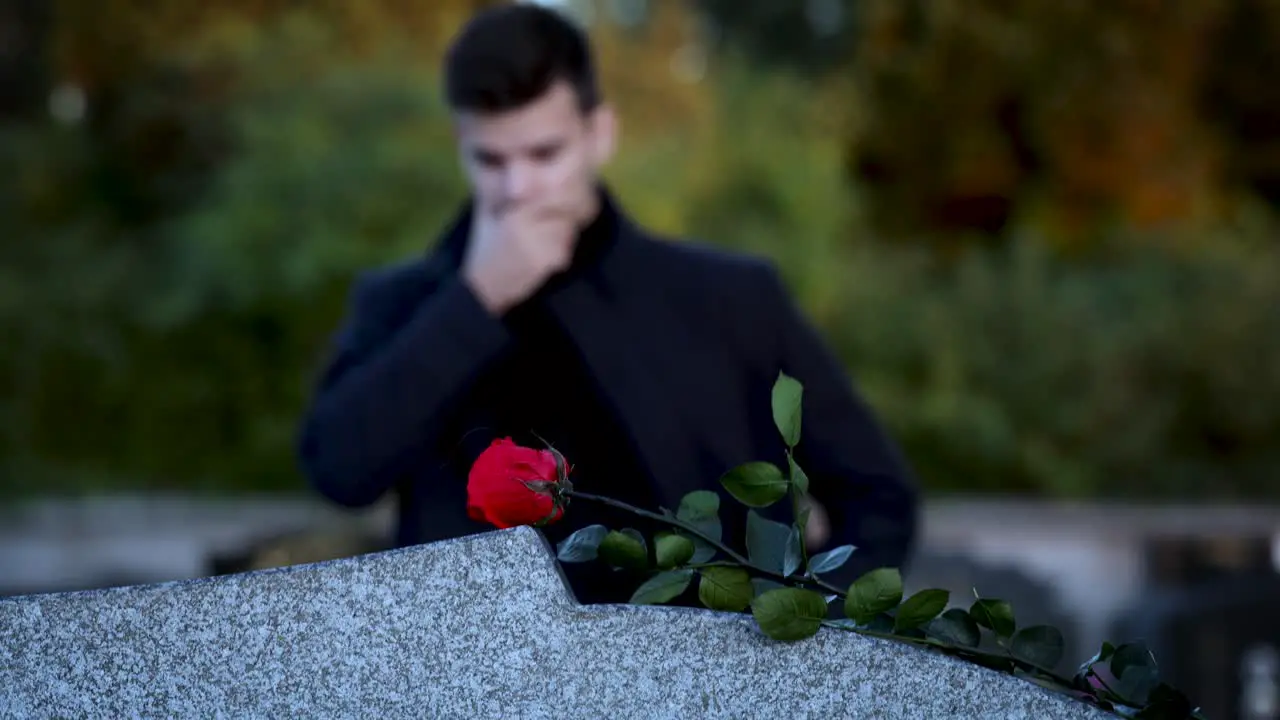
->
[800,494,831,549]
[461,201,578,315]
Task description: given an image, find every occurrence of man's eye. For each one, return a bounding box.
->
[531,145,562,162]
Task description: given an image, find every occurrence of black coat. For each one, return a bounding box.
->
[297,191,919,594]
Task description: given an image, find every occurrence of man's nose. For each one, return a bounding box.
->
[501,163,535,204]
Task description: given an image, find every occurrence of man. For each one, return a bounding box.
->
[297,4,918,603]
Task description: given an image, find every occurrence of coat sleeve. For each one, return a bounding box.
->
[758,264,921,587]
[296,271,511,508]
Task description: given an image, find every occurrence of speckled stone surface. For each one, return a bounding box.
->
[0,527,1110,719]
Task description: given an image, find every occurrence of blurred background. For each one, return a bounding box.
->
[2,0,1279,716]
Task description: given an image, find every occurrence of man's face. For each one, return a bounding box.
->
[453,80,616,221]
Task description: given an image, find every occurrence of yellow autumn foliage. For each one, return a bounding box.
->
[842,0,1280,249]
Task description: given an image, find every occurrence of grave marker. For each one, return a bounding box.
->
[1,527,1110,718]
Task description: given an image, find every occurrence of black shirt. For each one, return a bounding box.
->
[457,197,663,604]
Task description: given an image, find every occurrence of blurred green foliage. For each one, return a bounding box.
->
[829,236,1280,500]
[682,56,1280,501]
[2,2,1279,501]
[1,13,467,495]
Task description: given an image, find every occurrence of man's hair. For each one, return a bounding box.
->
[444,4,601,114]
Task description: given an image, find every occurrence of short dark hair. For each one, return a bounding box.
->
[444,4,601,114]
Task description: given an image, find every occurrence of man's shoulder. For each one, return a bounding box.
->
[638,229,782,289]
[350,254,449,304]
[354,256,425,288]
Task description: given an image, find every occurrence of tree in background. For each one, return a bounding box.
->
[1199,0,1280,208]
[4,1,486,493]
[841,0,1244,247]
[2,0,1280,501]
[0,0,723,494]
[681,0,1280,248]
[691,0,860,73]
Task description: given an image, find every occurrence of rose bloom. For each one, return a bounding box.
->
[467,437,569,529]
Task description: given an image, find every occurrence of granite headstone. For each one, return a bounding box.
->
[0,526,1111,718]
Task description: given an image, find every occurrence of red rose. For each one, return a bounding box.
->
[466,437,571,529]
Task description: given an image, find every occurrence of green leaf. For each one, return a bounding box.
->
[1115,666,1160,706]
[783,525,803,577]
[927,608,980,648]
[687,539,718,565]
[1133,683,1193,719]
[788,454,810,495]
[1110,641,1157,681]
[1077,641,1117,678]
[970,598,1016,639]
[676,490,720,521]
[655,532,695,569]
[864,613,896,634]
[1011,625,1066,670]
[1110,642,1160,704]
[720,461,789,508]
[630,569,694,605]
[676,490,722,562]
[746,510,792,575]
[809,545,856,575]
[751,587,827,642]
[894,588,950,632]
[621,528,647,552]
[698,567,754,612]
[772,371,804,447]
[844,567,903,624]
[555,524,609,563]
[598,530,647,571]
[751,578,785,598]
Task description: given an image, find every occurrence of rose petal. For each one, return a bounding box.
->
[466,439,571,529]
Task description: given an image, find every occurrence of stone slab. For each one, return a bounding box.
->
[0,526,1111,718]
